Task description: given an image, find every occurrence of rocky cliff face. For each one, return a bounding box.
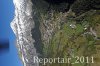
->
[11,0,39,66]
[11,0,100,66]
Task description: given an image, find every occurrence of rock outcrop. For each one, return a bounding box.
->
[11,0,39,66]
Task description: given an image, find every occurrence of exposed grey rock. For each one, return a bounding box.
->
[11,0,39,66]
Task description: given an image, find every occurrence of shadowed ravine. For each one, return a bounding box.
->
[31,13,43,57]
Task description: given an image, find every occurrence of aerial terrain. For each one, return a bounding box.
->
[11,0,100,66]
